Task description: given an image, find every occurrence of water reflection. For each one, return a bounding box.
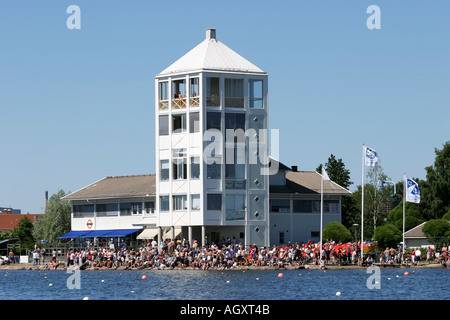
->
[0,269,448,300]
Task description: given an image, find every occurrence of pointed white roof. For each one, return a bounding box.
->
[158,29,265,76]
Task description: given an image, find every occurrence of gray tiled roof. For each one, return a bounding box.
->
[270,171,352,196]
[62,169,351,202]
[62,174,156,201]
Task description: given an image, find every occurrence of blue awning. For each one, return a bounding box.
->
[84,230,113,237]
[58,229,141,239]
[102,229,141,237]
[57,230,92,239]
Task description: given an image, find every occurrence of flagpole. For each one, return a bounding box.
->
[320,170,324,261]
[361,144,365,259]
[402,173,406,262]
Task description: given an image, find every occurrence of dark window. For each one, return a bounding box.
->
[206,77,220,107]
[172,113,186,133]
[144,202,154,214]
[270,199,290,213]
[207,162,221,179]
[225,113,245,131]
[206,112,221,130]
[191,156,200,179]
[293,200,321,213]
[207,194,222,211]
[119,203,131,216]
[311,231,320,238]
[96,203,118,217]
[293,200,312,213]
[73,204,94,218]
[159,115,169,136]
[279,232,285,244]
[324,200,339,213]
[160,196,169,212]
[160,160,169,181]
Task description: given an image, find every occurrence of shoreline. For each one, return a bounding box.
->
[0,262,446,271]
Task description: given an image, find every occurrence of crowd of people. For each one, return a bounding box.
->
[21,238,450,271]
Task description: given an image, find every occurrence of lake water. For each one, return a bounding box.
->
[0,268,448,300]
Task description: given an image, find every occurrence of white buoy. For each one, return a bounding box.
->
[336,292,342,296]
[49,283,53,287]
[388,278,391,280]
[101,280,105,282]
[83,297,90,300]
[256,278,259,280]
[226,280,230,283]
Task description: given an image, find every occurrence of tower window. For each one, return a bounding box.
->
[172,79,186,109]
[173,195,188,211]
[190,78,200,107]
[160,196,170,212]
[172,113,186,133]
[172,148,187,180]
[225,78,244,108]
[191,194,200,210]
[160,160,170,181]
[207,194,222,211]
[206,77,220,107]
[159,115,169,136]
[249,79,263,108]
[159,81,169,110]
[189,112,199,133]
[206,112,221,131]
[225,194,245,220]
[191,156,200,179]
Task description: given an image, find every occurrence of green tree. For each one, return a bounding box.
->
[386,201,424,232]
[421,141,450,220]
[373,224,402,249]
[10,216,35,248]
[322,221,352,243]
[442,210,450,221]
[316,154,357,229]
[366,164,391,230]
[316,154,352,189]
[422,219,450,248]
[33,190,71,241]
[351,164,393,240]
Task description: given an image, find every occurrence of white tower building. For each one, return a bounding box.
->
[155,29,269,248]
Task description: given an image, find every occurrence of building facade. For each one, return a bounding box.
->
[60,29,352,248]
[154,28,269,247]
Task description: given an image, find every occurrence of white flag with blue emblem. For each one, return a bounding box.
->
[405,175,420,203]
[364,146,378,166]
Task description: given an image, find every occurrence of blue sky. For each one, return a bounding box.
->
[0,1,449,214]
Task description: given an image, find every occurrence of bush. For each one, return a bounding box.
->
[442,210,450,221]
[323,222,352,243]
[373,224,402,249]
[422,219,450,248]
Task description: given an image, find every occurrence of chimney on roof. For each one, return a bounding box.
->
[291,166,298,172]
[206,28,216,40]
